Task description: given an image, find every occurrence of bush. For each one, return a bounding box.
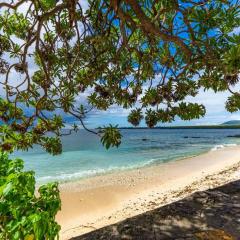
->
[0,153,61,240]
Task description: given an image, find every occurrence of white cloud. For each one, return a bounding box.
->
[186,88,230,114]
[80,0,89,13]
[228,114,240,120]
[232,26,240,35]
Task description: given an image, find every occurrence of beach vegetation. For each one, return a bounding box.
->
[0,153,61,239]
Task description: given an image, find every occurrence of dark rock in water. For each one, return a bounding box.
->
[73,180,240,240]
[142,138,148,141]
[227,134,240,138]
[183,136,201,139]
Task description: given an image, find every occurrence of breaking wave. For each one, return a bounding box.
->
[211,143,237,151]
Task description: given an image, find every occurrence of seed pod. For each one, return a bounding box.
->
[11,123,26,133]
[95,85,109,97]
[0,59,9,74]
[14,63,26,74]
[33,126,45,135]
[225,74,238,85]
[1,143,13,151]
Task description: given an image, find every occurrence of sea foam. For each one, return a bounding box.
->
[211,143,237,151]
[37,158,160,184]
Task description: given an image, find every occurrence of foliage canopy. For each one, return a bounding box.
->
[0,0,239,154]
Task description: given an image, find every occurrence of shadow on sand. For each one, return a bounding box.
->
[71,180,240,240]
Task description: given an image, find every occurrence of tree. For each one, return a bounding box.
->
[0,0,239,154]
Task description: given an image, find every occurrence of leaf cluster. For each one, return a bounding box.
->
[0,153,61,240]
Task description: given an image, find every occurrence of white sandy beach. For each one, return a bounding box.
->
[57,146,240,240]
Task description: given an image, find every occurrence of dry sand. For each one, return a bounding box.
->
[57,146,240,240]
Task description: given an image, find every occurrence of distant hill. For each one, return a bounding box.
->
[222,120,240,125]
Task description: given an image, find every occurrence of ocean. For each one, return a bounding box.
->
[12,128,240,184]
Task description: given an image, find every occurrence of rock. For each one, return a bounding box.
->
[227,134,240,138]
[183,136,201,139]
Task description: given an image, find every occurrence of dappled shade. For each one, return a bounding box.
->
[72,180,240,240]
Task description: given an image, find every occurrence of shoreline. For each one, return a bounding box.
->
[37,152,203,185]
[57,146,240,240]
[36,143,236,185]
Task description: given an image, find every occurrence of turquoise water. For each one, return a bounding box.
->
[12,129,240,184]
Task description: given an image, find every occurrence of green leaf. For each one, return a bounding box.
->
[3,182,13,197]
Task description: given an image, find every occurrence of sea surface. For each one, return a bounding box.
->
[12,128,240,184]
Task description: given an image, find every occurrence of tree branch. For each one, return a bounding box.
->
[122,0,192,58]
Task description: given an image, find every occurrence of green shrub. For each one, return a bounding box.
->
[0,153,61,240]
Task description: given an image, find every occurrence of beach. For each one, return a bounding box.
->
[57,145,240,240]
